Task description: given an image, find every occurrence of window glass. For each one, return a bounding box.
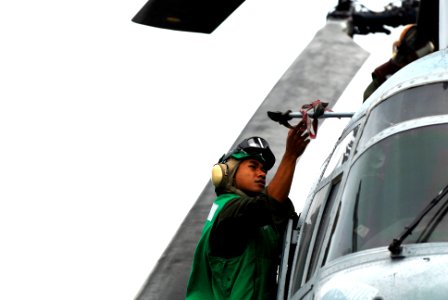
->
[290,185,329,293]
[326,124,448,262]
[306,180,341,281]
[359,82,448,147]
[323,126,359,178]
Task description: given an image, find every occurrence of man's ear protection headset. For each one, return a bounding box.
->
[211,137,275,188]
[211,159,237,188]
[211,164,225,187]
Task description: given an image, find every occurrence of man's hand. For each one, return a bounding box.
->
[268,120,311,203]
[285,120,310,160]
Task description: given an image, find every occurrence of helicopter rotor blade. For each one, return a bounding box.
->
[132,0,246,33]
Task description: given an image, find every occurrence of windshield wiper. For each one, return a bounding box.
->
[388,182,448,256]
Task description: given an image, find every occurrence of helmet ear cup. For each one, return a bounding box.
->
[211,163,227,187]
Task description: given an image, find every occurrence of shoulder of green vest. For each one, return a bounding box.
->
[215,193,239,203]
[206,193,239,223]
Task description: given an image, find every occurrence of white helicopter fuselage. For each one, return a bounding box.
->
[281,45,448,300]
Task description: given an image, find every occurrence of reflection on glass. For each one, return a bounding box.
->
[323,126,359,178]
[360,82,448,148]
[291,185,328,293]
[306,180,340,280]
[326,124,448,262]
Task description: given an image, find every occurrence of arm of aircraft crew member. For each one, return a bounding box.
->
[267,121,310,203]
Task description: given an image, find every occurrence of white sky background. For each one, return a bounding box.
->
[1,0,402,299]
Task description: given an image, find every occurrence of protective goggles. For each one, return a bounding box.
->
[219,137,276,170]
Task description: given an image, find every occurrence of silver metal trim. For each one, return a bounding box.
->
[441,0,448,49]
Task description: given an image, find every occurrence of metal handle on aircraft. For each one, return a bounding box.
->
[267,110,354,130]
[288,112,354,118]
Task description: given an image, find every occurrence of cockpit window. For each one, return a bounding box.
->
[325,123,448,262]
[359,82,448,148]
[323,125,359,178]
[290,185,329,293]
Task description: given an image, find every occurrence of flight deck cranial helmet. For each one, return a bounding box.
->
[211,137,275,193]
[392,24,435,67]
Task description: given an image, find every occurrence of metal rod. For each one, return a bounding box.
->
[288,112,354,119]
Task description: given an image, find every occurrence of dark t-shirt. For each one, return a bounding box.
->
[209,193,295,258]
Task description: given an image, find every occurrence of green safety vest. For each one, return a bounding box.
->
[186,193,281,300]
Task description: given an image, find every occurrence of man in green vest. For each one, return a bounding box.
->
[186,121,310,299]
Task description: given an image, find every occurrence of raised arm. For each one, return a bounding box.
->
[267,121,310,203]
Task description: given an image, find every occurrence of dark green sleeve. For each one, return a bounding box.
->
[209,194,295,258]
